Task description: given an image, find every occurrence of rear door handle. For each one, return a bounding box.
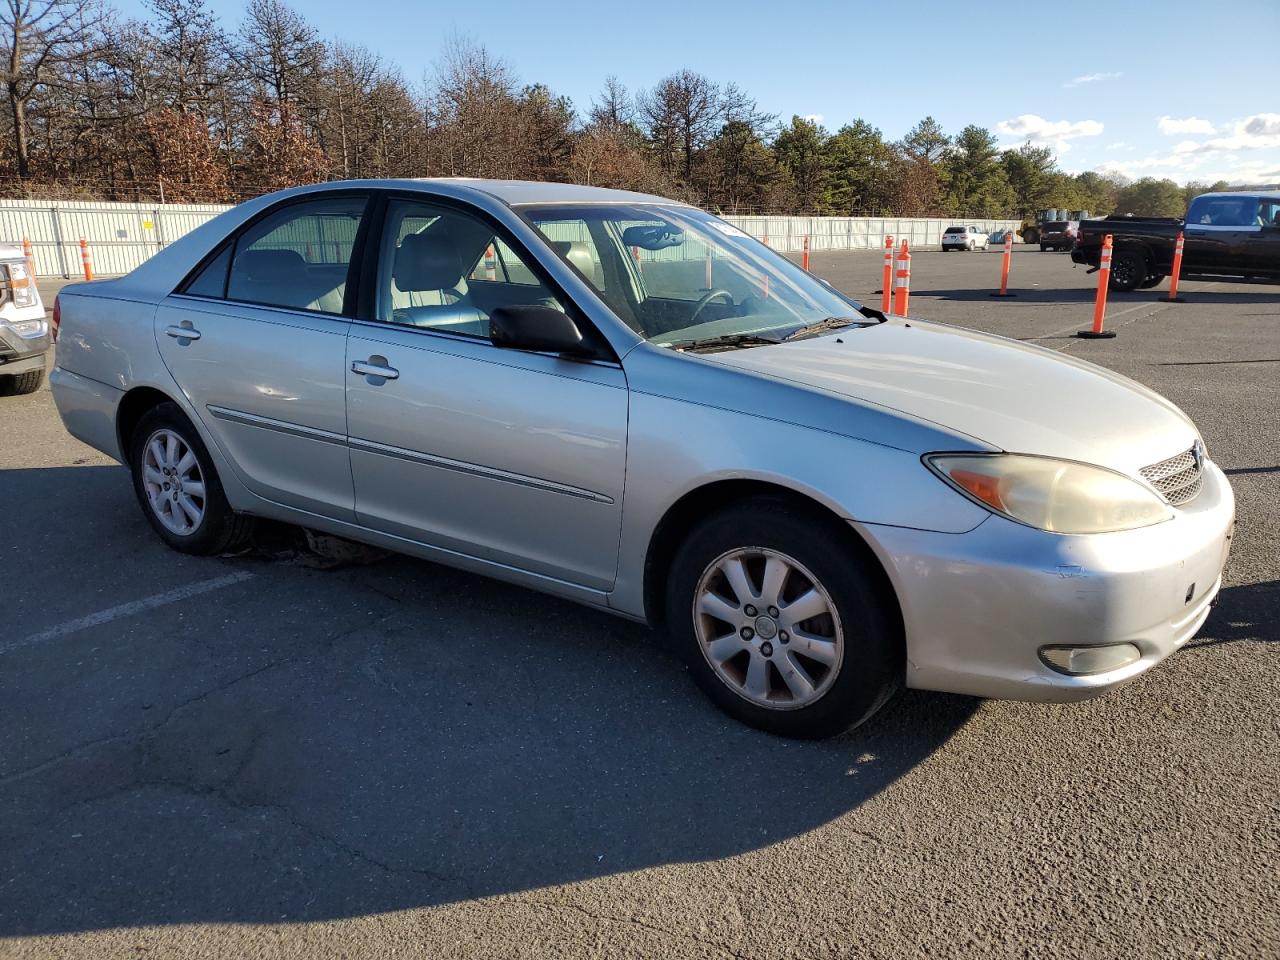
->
[164,324,201,341]
[351,358,400,381]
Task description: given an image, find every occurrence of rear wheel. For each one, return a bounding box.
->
[1109,248,1147,292]
[1139,274,1166,289]
[128,402,254,555]
[0,369,43,395]
[1040,244,1050,252]
[665,497,902,739]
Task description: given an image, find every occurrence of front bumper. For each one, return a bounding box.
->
[861,460,1235,702]
[0,319,51,373]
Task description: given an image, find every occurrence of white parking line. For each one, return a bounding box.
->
[3,570,255,656]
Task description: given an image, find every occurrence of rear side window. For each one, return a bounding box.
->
[183,245,231,298]
[225,196,368,314]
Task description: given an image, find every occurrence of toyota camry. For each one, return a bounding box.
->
[49,179,1235,738]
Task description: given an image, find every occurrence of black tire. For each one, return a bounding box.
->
[1138,274,1166,289]
[665,496,903,739]
[1040,244,1049,252]
[1109,248,1147,292]
[128,401,254,555]
[0,368,43,395]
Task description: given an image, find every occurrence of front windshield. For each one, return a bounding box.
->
[518,203,867,347]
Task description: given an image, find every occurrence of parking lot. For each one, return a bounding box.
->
[1,249,1277,958]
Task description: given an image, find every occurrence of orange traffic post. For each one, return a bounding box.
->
[78,237,93,282]
[485,244,498,280]
[1166,230,1187,303]
[892,239,911,316]
[879,234,894,312]
[990,230,1016,297]
[801,234,810,271]
[1078,233,1117,339]
[22,237,34,277]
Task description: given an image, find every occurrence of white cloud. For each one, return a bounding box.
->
[1105,141,1130,151]
[996,114,1104,152]
[1168,113,1280,155]
[1064,72,1121,88]
[1157,115,1216,135]
[1097,150,1280,186]
[800,113,824,125]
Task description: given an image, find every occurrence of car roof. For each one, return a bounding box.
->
[1198,190,1280,200]
[273,177,690,208]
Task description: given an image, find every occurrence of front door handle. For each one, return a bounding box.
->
[165,324,201,341]
[351,358,400,381]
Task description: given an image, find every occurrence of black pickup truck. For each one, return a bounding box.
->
[1072,191,1280,291]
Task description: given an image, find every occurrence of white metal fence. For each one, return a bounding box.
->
[0,198,1023,277]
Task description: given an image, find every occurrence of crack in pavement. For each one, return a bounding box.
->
[1,617,382,787]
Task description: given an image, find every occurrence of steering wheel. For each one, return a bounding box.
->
[688,289,734,326]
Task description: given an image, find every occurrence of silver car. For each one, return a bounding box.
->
[49,180,1235,738]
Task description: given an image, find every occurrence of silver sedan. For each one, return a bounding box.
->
[49,179,1235,738]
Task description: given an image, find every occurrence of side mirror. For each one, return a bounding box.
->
[489,304,588,355]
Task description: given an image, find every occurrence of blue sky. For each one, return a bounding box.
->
[117,0,1280,184]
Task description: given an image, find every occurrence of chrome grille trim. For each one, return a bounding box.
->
[1140,447,1203,506]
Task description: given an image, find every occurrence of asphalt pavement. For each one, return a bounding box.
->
[1,251,1277,959]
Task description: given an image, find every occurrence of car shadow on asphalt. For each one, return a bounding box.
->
[0,466,981,935]
[1185,579,1280,651]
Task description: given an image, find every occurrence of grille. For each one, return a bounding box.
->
[1140,447,1203,506]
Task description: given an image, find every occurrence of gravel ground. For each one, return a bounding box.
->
[1,253,1276,959]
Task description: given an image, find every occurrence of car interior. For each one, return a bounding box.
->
[382,209,566,338]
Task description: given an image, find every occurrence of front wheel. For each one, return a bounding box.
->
[665,498,902,738]
[0,369,43,395]
[129,402,254,555]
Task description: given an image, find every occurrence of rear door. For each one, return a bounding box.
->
[344,195,628,591]
[156,193,369,520]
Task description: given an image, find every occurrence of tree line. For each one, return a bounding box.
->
[1,0,1228,217]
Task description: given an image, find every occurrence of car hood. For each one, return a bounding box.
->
[703,319,1198,473]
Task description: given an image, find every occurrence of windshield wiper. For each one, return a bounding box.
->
[780,315,877,342]
[662,333,783,353]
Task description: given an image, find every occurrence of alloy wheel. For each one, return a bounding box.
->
[141,428,207,535]
[692,547,844,710]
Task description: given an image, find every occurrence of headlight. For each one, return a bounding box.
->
[926,453,1173,534]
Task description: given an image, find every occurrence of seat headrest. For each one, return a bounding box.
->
[553,241,597,282]
[238,248,307,282]
[394,232,466,292]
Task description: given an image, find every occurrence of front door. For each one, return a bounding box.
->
[156,194,369,520]
[345,197,628,591]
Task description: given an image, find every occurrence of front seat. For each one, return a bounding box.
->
[391,232,487,335]
[554,241,601,289]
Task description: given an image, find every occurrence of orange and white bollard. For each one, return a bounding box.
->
[880,235,894,312]
[22,237,34,277]
[78,237,94,281]
[801,235,810,271]
[892,240,911,316]
[1166,231,1187,303]
[485,244,498,281]
[990,231,1016,297]
[1078,234,1117,339]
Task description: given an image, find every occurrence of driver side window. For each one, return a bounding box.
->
[375,200,559,338]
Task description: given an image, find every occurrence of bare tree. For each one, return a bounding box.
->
[1,0,102,178]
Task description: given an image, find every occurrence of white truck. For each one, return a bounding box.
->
[0,243,50,395]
